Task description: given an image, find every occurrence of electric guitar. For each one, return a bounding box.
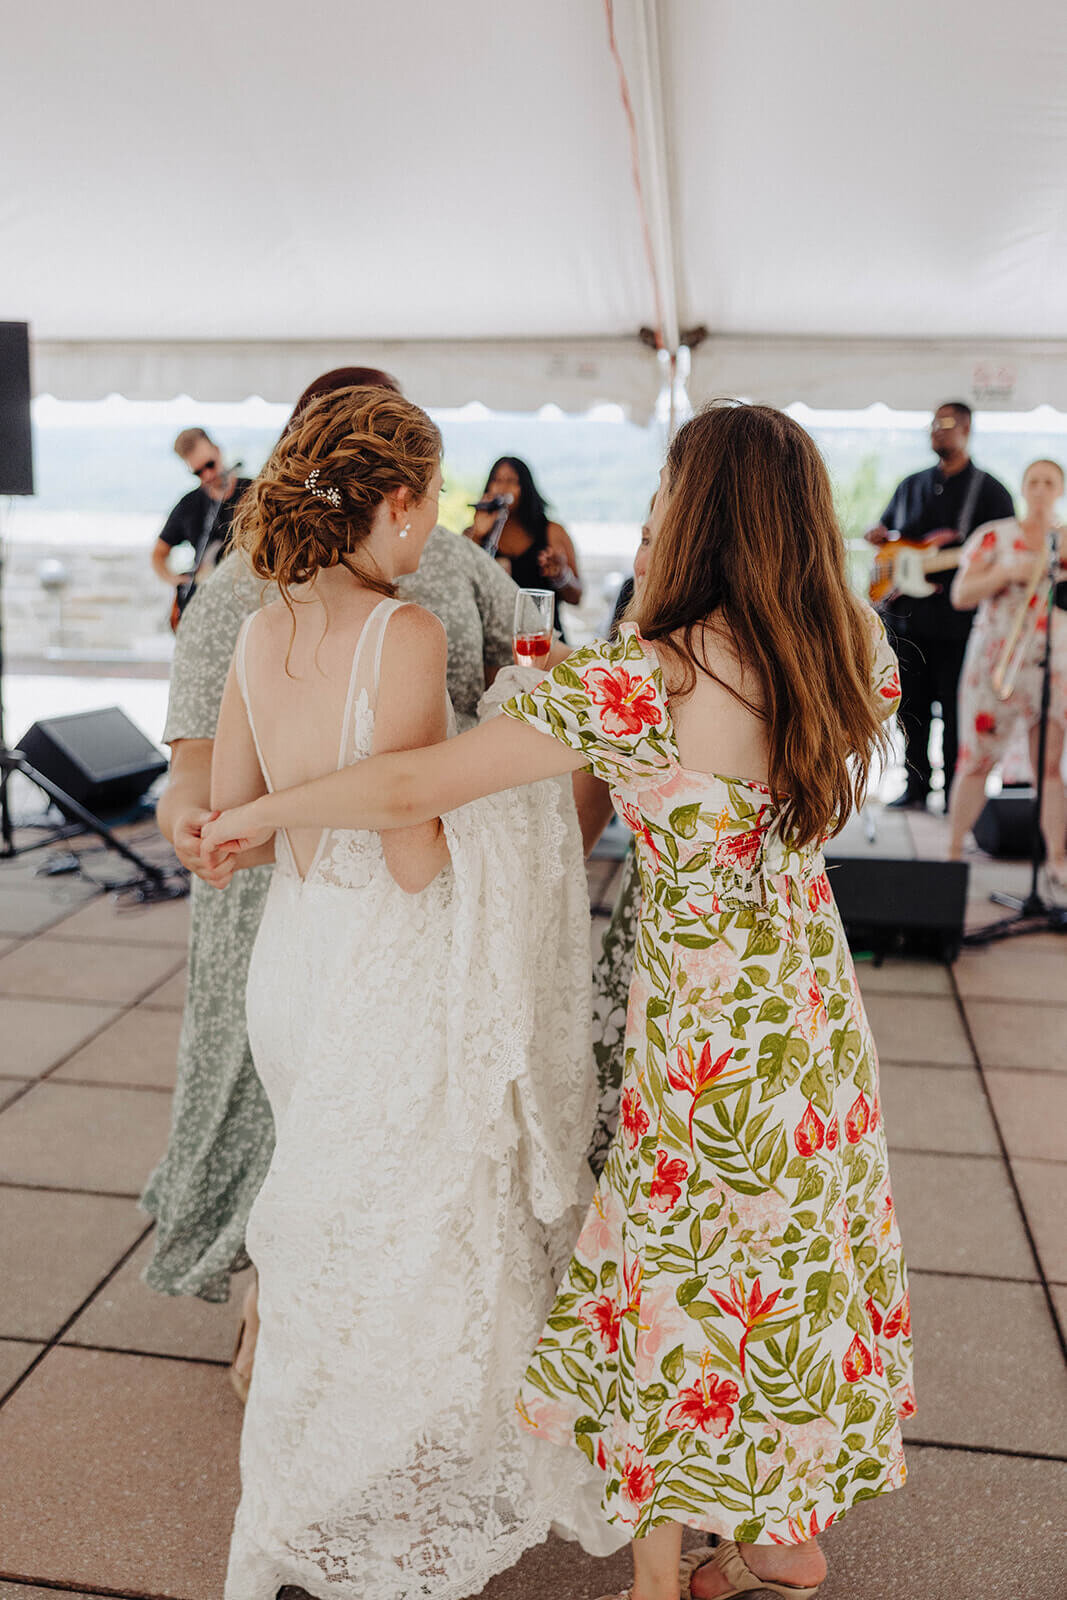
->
[868,529,963,604]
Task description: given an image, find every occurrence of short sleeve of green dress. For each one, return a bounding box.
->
[502,632,674,788]
[141,557,277,1302]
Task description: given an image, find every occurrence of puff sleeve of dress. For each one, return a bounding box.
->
[863,603,902,722]
[501,628,673,788]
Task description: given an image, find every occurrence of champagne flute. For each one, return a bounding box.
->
[513,588,555,668]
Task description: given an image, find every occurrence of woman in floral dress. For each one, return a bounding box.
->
[947,457,1067,879]
[205,403,914,1600]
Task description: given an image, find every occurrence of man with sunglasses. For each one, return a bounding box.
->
[151,428,252,624]
[866,401,1013,809]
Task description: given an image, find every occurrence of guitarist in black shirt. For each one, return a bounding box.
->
[866,402,1013,808]
[151,428,252,629]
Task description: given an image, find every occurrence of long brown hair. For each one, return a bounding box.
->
[636,402,887,847]
[233,385,440,615]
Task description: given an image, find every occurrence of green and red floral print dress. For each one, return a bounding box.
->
[502,619,913,1547]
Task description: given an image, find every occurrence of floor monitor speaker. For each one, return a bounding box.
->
[17,707,167,819]
[973,790,1044,861]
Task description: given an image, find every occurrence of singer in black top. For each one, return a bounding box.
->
[463,456,582,637]
[866,403,1013,808]
[152,427,252,625]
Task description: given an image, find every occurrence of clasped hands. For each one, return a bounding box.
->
[175,804,274,889]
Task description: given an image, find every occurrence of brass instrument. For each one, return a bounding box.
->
[991,532,1062,702]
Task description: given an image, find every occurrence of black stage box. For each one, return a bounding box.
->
[17,708,167,818]
[973,789,1044,861]
[825,808,968,961]
[0,322,34,496]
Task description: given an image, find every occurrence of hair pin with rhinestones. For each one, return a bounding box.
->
[305,468,342,509]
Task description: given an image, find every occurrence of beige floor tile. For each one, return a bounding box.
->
[903,1274,1067,1454]
[0,935,183,1005]
[966,1000,1067,1072]
[139,964,188,1011]
[955,935,1067,1002]
[50,1006,180,1089]
[985,1070,1067,1161]
[0,1588,102,1599]
[48,892,190,948]
[0,938,16,960]
[0,1189,146,1340]
[0,1346,241,1599]
[0,1338,43,1395]
[64,1234,246,1363]
[817,1445,1067,1600]
[1012,1160,1067,1284]
[962,892,1015,933]
[0,1079,31,1111]
[863,992,973,1065]
[0,996,121,1077]
[879,1062,999,1155]
[478,1533,643,1600]
[0,881,96,938]
[0,1082,172,1194]
[854,957,952,996]
[891,1150,1037,1279]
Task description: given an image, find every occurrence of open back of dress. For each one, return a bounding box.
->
[235,596,409,886]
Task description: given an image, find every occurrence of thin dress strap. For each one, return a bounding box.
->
[335,597,409,769]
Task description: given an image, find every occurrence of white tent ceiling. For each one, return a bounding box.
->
[5,0,1067,413]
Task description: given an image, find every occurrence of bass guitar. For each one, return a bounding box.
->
[868,529,962,604]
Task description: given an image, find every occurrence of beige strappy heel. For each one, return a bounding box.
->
[681,1536,825,1600]
[684,1540,823,1600]
[680,1545,719,1598]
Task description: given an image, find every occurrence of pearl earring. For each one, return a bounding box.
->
[399,524,410,539]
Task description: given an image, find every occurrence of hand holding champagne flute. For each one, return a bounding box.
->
[513,588,555,669]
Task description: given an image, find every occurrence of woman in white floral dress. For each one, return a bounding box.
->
[947,457,1067,878]
[207,403,913,1600]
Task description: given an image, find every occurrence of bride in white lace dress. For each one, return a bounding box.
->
[209,387,618,1600]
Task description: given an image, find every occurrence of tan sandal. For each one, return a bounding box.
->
[685,1540,822,1600]
[680,1545,719,1598]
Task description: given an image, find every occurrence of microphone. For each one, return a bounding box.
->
[470,493,514,512]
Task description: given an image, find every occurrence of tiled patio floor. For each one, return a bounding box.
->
[1,819,1065,1600]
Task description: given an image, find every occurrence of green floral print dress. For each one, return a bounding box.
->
[504,619,913,1547]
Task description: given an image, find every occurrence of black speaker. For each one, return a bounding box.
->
[17,708,167,819]
[973,790,1044,860]
[0,322,33,496]
[824,810,969,960]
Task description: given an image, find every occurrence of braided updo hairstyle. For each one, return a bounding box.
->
[233,385,441,612]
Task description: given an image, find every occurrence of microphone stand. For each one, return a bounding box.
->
[481,505,510,562]
[964,525,1067,943]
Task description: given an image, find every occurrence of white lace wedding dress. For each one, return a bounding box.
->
[224,599,621,1600]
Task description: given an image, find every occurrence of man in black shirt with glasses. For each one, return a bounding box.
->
[151,427,251,626]
[866,402,1013,809]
